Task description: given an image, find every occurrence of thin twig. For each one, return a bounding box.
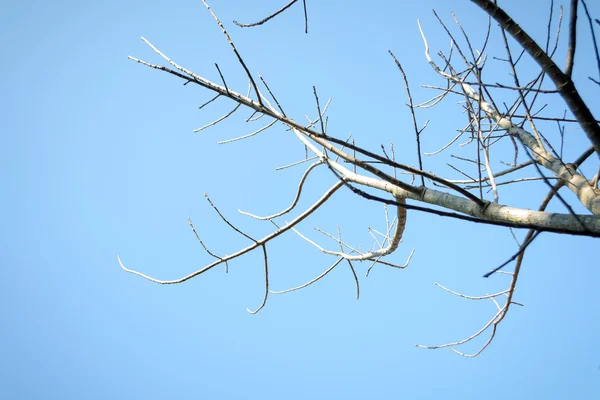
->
[205,193,257,242]
[218,119,277,144]
[234,0,298,28]
[389,50,425,185]
[239,161,323,220]
[313,86,326,135]
[202,0,264,107]
[188,217,222,260]
[565,0,578,77]
[270,257,343,294]
[247,244,269,314]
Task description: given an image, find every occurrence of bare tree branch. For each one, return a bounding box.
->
[124,2,600,355]
[565,0,578,77]
[471,0,600,156]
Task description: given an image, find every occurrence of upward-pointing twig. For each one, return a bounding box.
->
[202,0,264,107]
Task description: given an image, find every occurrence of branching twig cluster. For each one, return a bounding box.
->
[122,0,600,356]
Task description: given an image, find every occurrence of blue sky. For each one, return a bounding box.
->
[2,0,599,398]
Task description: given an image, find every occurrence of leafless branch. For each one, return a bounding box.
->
[124,2,600,356]
[218,119,278,144]
[389,50,426,185]
[470,0,600,155]
[565,0,578,77]
[270,257,343,294]
[188,217,222,260]
[234,0,299,28]
[246,244,269,314]
[434,283,511,300]
[119,181,344,284]
[239,161,323,220]
[202,0,264,107]
[581,0,600,85]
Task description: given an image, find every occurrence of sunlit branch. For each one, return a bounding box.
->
[419,21,600,214]
[470,0,600,156]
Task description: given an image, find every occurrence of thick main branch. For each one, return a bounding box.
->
[471,0,600,157]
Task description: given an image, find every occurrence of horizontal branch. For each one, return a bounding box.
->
[413,185,600,236]
[129,37,600,238]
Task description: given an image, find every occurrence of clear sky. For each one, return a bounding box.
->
[2,0,599,398]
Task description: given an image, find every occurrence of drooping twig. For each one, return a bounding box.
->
[302,0,308,33]
[247,244,269,314]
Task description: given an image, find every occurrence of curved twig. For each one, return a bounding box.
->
[218,119,277,144]
[234,0,298,28]
[239,161,323,220]
[119,181,344,284]
[270,257,343,294]
[247,244,269,314]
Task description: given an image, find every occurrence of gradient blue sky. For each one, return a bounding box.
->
[2,0,599,398]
